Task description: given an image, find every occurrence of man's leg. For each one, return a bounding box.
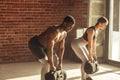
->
[39,57,49,80]
[39,54,58,80]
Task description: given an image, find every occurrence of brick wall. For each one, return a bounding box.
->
[0,0,88,63]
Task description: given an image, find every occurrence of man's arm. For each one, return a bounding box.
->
[56,39,65,70]
[47,39,56,71]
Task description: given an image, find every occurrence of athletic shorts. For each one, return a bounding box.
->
[28,35,47,59]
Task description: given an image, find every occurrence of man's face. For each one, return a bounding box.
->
[65,23,75,32]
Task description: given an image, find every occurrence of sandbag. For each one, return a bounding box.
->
[45,70,67,80]
[84,60,99,74]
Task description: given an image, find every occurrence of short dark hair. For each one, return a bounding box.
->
[63,15,75,24]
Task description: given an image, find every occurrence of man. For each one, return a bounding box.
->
[28,15,75,80]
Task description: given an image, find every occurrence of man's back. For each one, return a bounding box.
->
[38,26,67,48]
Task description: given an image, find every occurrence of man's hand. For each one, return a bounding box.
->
[50,65,56,72]
[56,64,62,70]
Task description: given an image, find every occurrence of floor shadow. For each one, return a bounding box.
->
[67,76,81,80]
[93,69,120,76]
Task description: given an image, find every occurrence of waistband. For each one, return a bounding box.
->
[72,37,87,47]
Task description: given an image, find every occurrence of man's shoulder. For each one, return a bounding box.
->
[43,26,58,35]
[47,25,57,30]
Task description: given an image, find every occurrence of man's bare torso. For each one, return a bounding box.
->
[38,26,67,49]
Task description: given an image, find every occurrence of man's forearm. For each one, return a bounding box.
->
[48,54,53,66]
[47,50,55,71]
[58,48,64,65]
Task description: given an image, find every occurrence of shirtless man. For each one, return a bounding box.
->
[28,15,75,80]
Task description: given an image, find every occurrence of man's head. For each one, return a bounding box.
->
[62,15,75,32]
[96,17,108,30]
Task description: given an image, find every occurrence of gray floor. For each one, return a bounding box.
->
[0,60,120,80]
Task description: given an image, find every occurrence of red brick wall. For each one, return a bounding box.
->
[0,0,88,63]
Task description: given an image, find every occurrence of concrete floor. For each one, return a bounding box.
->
[0,60,120,80]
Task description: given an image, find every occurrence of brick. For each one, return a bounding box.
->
[0,0,88,63]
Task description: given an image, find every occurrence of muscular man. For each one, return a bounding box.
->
[28,15,75,80]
